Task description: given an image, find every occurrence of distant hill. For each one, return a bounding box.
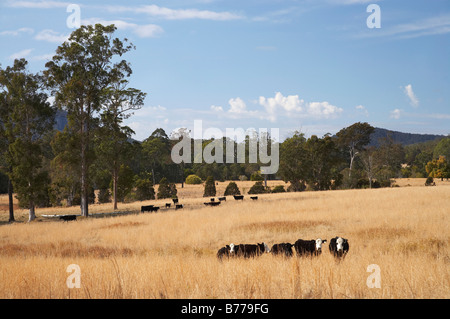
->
[369,128,445,147]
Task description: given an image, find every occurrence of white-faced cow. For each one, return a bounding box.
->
[329,237,349,258]
[271,243,293,257]
[230,242,270,258]
[294,238,327,257]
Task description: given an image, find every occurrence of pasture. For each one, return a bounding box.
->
[0,180,448,299]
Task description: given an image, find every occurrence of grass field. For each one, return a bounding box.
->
[0,179,448,299]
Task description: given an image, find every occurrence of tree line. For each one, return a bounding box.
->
[1,24,449,223]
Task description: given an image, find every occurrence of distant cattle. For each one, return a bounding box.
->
[233,195,244,201]
[250,196,258,200]
[172,198,179,204]
[329,237,349,258]
[165,203,171,208]
[141,205,154,213]
[60,215,77,222]
[217,244,232,261]
[294,238,327,257]
[271,243,293,257]
[230,242,270,258]
[210,198,215,202]
[175,204,184,210]
[218,197,226,201]
[204,201,221,207]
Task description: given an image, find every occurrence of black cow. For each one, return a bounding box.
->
[233,195,244,200]
[165,203,171,208]
[141,205,154,213]
[230,242,270,258]
[172,198,179,204]
[149,206,160,212]
[329,237,349,258]
[175,204,184,210]
[250,196,258,200]
[217,245,232,261]
[204,201,221,206]
[60,215,77,222]
[218,197,226,201]
[294,238,327,257]
[271,243,293,257]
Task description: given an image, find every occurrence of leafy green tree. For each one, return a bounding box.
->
[224,181,241,196]
[0,59,55,221]
[203,176,216,197]
[248,181,268,194]
[336,122,374,177]
[278,132,308,192]
[157,177,177,199]
[433,137,450,161]
[185,174,202,184]
[426,156,450,181]
[134,176,155,201]
[44,24,135,217]
[114,164,134,202]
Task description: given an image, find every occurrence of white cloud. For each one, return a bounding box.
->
[0,27,34,36]
[34,29,69,43]
[6,0,70,8]
[403,84,419,108]
[81,18,163,38]
[390,108,402,119]
[106,4,243,21]
[307,101,343,118]
[9,48,33,60]
[355,104,369,117]
[210,105,223,112]
[228,97,248,114]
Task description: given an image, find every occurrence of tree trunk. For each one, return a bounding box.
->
[7,175,14,223]
[80,107,89,217]
[113,165,118,210]
[28,202,35,222]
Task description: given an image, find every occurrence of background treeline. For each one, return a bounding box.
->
[1,24,449,222]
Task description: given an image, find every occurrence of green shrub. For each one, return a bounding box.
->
[271,185,286,193]
[157,177,177,199]
[224,181,241,196]
[185,174,202,185]
[203,176,216,197]
[248,181,268,194]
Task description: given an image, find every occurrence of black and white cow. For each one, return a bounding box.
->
[217,244,232,261]
[329,237,349,258]
[230,242,270,258]
[271,243,293,257]
[294,238,327,256]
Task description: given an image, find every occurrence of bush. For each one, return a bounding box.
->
[250,171,263,181]
[425,176,435,186]
[157,177,177,199]
[224,181,241,196]
[203,176,216,197]
[134,178,155,201]
[97,188,111,203]
[271,185,286,193]
[248,181,268,194]
[185,174,202,185]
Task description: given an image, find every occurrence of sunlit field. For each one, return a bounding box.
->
[0,179,448,299]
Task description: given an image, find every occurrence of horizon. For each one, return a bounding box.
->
[1,0,449,141]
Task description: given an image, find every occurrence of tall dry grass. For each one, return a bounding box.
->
[0,182,448,298]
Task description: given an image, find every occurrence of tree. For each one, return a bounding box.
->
[426,156,450,181]
[433,137,450,161]
[336,122,374,177]
[157,177,177,199]
[278,132,308,191]
[44,24,135,217]
[224,181,241,196]
[203,176,216,197]
[185,174,202,184]
[360,146,379,188]
[248,181,268,194]
[134,176,155,201]
[0,59,55,221]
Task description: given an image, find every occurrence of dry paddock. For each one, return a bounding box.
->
[0,183,449,298]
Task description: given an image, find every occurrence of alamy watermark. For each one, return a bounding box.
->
[170,120,280,175]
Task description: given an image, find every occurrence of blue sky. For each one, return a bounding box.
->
[1,0,449,141]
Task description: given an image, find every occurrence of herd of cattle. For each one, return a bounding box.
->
[217,237,349,260]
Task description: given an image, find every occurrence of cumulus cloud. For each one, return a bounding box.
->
[9,48,33,60]
[403,84,419,107]
[228,97,248,114]
[355,104,369,117]
[34,29,69,43]
[390,108,402,119]
[81,18,163,38]
[307,101,343,118]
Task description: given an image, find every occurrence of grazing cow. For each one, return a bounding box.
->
[210,198,215,202]
[329,237,349,258]
[250,196,258,200]
[217,244,232,261]
[148,206,160,212]
[175,204,184,210]
[165,203,171,208]
[271,243,293,257]
[230,242,270,258]
[204,201,221,206]
[141,205,154,213]
[294,238,327,257]
[233,195,244,201]
[218,197,226,201]
[60,215,77,222]
[172,198,179,204]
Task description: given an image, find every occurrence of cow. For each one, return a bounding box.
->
[141,205,154,213]
[218,197,226,201]
[230,242,270,258]
[165,203,171,208]
[233,195,244,200]
[294,238,327,257]
[329,237,349,258]
[172,198,179,204]
[175,204,184,210]
[250,196,258,200]
[217,244,232,261]
[148,206,160,212]
[271,243,294,257]
[204,201,221,206]
[60,215,77,222]
[210,198,215,202]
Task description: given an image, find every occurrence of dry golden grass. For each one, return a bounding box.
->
[0,180,449,299]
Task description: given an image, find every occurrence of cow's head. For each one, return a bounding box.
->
[336,237,345,252]
[258,242,270,253]
[229,243,235,254]
[315,238,327,252]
